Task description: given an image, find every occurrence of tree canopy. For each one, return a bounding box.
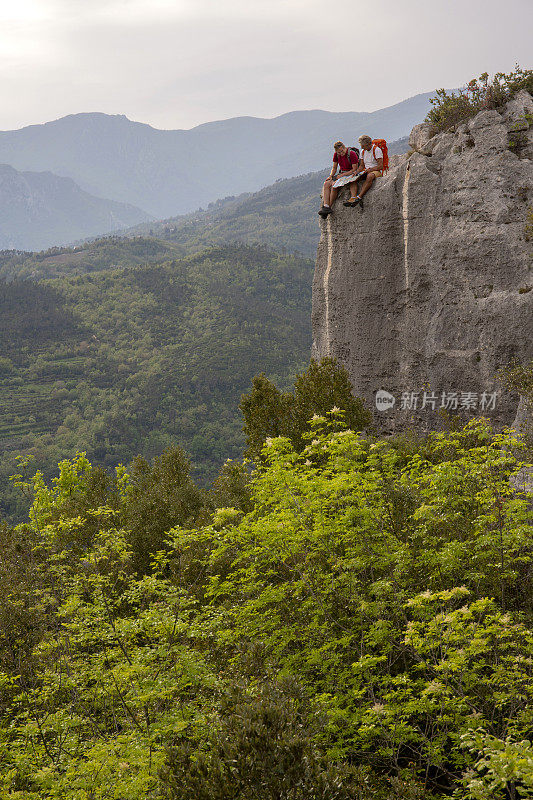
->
[0,415,531,799]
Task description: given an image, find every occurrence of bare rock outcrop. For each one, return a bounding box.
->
[408,122,436,154]
[312,91,533,430]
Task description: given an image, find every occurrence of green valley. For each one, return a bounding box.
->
[0,243,313,519]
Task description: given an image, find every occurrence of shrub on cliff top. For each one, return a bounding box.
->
[425,65,533,133]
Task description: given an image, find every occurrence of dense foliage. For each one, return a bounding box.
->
[500,360,533,408]
[425,65,533,132]
[240,357,371,458]
[0,243,313,519]
[0,415,531,798]
[499,360,533,445]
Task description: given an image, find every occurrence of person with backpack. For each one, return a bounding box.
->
[343,135,388,209]
[318,141,359,218]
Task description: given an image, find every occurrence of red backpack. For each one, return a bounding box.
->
[371,139,389,172]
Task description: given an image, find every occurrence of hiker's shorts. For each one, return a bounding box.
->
[332,174,358,188]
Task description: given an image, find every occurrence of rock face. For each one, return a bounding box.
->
[312,91,533,430]
[408,122,436,154]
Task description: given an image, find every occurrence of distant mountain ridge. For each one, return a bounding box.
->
[0,92,436,218]
[0,164,150,251]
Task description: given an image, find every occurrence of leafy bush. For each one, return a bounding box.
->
[499,360,533,405]
[240,357,371,459]
[160,677,369,800]
[426,66,533,132]
[0,419,531,797]
[498,359,533,448]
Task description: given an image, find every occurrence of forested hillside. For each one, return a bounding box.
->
[0,415,531,798]
[0,237,185,281]
[136,172,325,257]
[0,243,313,519]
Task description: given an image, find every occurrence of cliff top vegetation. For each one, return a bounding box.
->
[425,65,533,133]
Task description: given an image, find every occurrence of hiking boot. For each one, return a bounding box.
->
[343,197,359,207]
[318,205,331,218]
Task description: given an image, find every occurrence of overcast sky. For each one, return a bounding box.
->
[0,0,531,131]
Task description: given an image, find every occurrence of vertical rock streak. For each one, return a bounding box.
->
[399,160,412,387]
[402,161,411,290]
[323,216,333,356]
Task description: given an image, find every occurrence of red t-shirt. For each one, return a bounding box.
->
[333,149,359,172]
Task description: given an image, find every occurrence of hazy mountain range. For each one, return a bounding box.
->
[0,137,409,274]
[0,92,434,230]
[0,164,149,251]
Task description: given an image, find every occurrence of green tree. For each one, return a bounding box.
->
[190,416,532,795]
[208,458,253,514]
[121,446,207,574]
[0,518,214,799]
[160,677,367,800]
[239,373,293,458]
[240,358,371,459]
[0,420,531,799]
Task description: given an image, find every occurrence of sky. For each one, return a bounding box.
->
[0,0,531,131]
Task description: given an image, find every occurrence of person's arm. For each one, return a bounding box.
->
[346,152,359,175]
[356,153,366,175]
[372,148,384,172]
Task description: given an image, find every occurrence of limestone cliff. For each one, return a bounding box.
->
[312,91,533,431]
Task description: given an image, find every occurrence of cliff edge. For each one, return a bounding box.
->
[312,91,533,430]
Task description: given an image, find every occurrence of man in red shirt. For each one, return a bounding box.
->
[319,141,359,218]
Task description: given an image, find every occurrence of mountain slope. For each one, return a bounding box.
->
[129,171,326,258]
[0,94,434,217]
[0,164,150,250]
[0,243,313,519]
[0,139,410,274]
[0,236,186,281]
